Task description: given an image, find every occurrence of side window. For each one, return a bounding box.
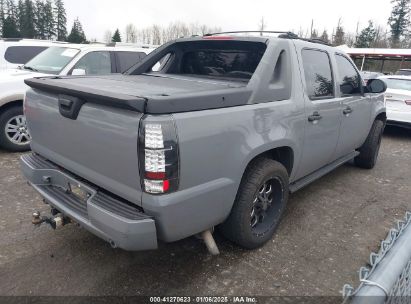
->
[335,54,362,95]
[71,51,112,75]
[302,49,334,99]
[4,46,48,64]
[151,53,172,72]
[116,51,146,73]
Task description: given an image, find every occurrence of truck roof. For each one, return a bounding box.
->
[50,43,157,53]
[198,31,331,46]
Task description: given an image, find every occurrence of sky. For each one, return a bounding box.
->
[65,0,394,42]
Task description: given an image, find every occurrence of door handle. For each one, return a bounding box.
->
[343,106,353,115]
[308,111,322,122]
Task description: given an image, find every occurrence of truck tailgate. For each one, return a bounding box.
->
[25,88,144,206]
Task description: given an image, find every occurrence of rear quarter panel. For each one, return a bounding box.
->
[370,91,387,125]
[142,40,307,242]
[144,46,307,241]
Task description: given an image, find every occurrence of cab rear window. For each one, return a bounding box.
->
[181,48,265,80]
[144,40,267,81]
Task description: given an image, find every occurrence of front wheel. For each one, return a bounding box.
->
[0,106,31,152]
[220,158,289,249]
[354,120,384,169]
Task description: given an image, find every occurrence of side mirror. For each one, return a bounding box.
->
[71,68,86,76]
[366,79,387,94]
[340,83,354,95]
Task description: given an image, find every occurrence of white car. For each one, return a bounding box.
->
[379,75,411,129]
[0,44,155,151]
[0,39,62,71]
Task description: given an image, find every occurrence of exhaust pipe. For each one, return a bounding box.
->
[201,229,220,255]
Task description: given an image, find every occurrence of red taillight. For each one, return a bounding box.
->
[145,171,166,180]
[139,116,179,194]
[202,36,234,40]
[405,100,411,106]
[163,180,170,192]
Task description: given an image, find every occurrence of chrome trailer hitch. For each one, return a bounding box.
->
[32,210,71,229]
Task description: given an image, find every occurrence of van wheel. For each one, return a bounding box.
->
[354,120,384,169]
[220,158,289,249]
[0,106,31,152]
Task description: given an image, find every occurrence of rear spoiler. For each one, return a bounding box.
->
[25,77,147,113]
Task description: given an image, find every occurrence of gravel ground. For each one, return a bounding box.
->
[0,126,410,297]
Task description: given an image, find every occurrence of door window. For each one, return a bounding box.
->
[335,54,362,95]
[302,49,334,99]
[71,51,112,75]
[151,53,172,72]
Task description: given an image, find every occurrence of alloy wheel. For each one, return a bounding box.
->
[5,115,31,145]
[250,177,284,235]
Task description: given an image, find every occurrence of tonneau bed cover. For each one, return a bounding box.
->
[25,74,251,114]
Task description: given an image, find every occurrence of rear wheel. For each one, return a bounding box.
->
[0,106,31,152]
[220,158,289,249]
[354,120,384,169]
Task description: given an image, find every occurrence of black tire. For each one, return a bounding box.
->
[220,158,289,249]
[354,120,384,169]
[0,105,31,152]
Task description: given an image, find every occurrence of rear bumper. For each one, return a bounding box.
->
[20,153,157,251]
[387,109,411,126]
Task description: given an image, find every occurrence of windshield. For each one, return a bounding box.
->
[24,47,80,74]
[383,78,411,91]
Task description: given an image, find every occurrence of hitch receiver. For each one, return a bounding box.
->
[32,211,70,229]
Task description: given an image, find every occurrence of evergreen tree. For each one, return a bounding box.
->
[3,16,19,37]
[54,0,66,41]
[43,0,54,39]
[320,30,330,44]
[20,0,36,38]
[310,29,318,39]
[355,21,377,48]
[16,0,24,33]
[3,0,20,37]
[111,28,121,42]
[67,17,86,43]
[0,0,5,36]
[34,0,45,39]
[388,0,411,46]
[333,23,345,46]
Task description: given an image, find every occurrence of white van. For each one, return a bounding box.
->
[0,39,64,71]
[0,43,156,151]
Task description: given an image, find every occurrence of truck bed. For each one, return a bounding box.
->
[25,74,251,114]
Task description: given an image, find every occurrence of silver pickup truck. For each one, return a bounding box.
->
[20,32,387,253]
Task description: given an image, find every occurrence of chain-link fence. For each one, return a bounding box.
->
[386,259,411,304]
[342,212,411,304]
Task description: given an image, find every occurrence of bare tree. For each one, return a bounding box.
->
[354,20,360,45]
[125,23,137,43]
[200,24,209,35]
[188,23,200,36]
[373,26,389,48]
[103,30,112,44]
[333,18,345,46]
[310,19,314,37]
[298,26,304,37]
[151,24,162,45]
[130,22,221,45]
[258,17,266,36]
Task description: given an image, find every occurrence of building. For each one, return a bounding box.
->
[338,45,411,74]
